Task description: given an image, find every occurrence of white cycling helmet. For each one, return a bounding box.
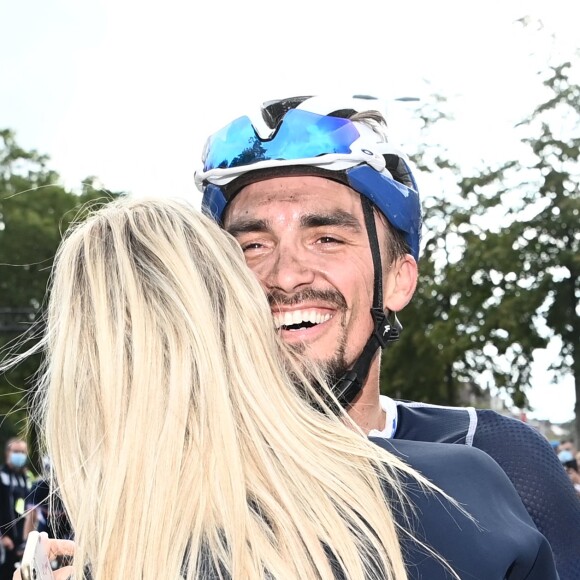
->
[195,95,422,260]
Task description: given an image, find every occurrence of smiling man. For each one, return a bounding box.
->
[195,95,580,578]
[223,174,414,432]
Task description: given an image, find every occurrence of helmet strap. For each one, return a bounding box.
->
[334,196,402,407]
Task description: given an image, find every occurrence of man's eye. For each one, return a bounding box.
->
[241,242,264,251]
[317,236,341,244]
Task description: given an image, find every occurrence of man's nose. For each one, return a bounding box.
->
[262,245,316,294]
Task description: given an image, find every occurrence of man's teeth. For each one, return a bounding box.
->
[274,310,332,329]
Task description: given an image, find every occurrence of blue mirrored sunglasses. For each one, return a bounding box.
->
[203,109,361,172]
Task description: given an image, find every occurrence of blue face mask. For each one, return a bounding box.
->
[9,451,27,469]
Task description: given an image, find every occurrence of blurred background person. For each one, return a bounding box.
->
[558,438,577,455]
[558,450,580,498]
[0,438,30,580]
[23,456,72,541]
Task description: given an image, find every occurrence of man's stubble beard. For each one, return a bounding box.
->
[286,318,350,392]
[268,287,354,405]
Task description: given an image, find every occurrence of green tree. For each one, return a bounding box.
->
[470,62,579,435]
[382,60,579,432]
[381,97,538,408]
[0,129,122,445]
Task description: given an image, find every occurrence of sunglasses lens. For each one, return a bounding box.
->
[203,109,361,171]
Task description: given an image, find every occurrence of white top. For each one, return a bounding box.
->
[368,395,399,438]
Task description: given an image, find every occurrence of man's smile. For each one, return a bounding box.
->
[271,306,338,343]
[273,308,334,331]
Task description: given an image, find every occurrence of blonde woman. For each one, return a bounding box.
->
[11,197,555,579]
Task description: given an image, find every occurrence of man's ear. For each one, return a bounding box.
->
[383,254,418,312]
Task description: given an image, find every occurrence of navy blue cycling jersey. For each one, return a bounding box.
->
[393,400,580,579]
[372,438,558,579]
[195,438,557,579]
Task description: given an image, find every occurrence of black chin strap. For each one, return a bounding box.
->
[334,196,402,407]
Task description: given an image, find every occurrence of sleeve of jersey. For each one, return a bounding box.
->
[473,410,580,579]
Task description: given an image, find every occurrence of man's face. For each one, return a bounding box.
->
[224,175,392,381]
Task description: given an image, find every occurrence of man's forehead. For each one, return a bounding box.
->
[225,175,360,220]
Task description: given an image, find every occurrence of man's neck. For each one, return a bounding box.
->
[348,401,386,434]
[345,364,385,434]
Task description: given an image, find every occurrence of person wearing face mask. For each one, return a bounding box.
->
[0,438,31,580]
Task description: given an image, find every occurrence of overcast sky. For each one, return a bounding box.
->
[1,0,577,423]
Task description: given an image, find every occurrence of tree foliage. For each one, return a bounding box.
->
[0,129,122,443]
[487,62,579,434]
[382,60,579,432]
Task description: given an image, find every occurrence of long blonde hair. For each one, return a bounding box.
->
[32,196,442,579]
